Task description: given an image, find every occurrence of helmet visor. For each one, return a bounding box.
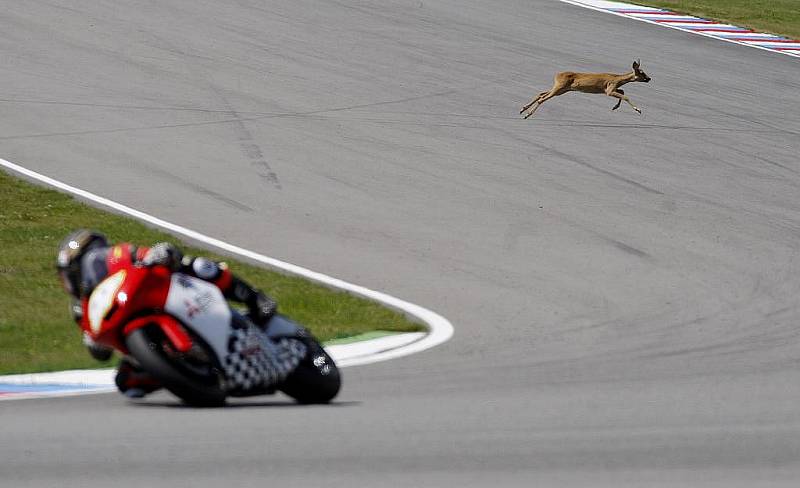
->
[58,268,75,296]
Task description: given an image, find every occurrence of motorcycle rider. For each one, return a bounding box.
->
[56,229,299,398]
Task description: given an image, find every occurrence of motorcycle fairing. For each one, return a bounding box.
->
[87,270,126,335]
[123,315,193,353]
[164,273,232,362]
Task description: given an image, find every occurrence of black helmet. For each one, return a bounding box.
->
[56,229,108,298]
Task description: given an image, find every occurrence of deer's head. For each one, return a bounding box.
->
[632,60,651,83]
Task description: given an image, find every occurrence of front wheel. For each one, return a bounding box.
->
[279,337,341,404]
[125,324,227,407]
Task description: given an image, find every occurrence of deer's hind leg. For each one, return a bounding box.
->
[521,90,549,114]
[523,87,566,119]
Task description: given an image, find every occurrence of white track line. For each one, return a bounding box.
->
[0,369,117,401]
[0,157,453,381]
[557,0,800,59]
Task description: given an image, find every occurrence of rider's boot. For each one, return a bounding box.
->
[115,358,162,398]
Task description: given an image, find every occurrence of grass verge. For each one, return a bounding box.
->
[0,170,423,374]
[630,0,800,40]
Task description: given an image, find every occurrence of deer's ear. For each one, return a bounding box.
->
[633,59,641,70]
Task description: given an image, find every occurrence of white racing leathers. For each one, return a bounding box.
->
[165,273,306,393]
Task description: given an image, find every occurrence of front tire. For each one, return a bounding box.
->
[279,338,341,404]
[125,325,227,407]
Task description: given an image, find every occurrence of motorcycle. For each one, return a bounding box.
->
[79,261,340,406]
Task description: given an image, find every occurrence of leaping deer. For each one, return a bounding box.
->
[520,60,651,119]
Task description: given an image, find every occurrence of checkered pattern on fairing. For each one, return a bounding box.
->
[224,326,307,391]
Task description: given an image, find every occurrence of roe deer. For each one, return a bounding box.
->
[520,60,651,119]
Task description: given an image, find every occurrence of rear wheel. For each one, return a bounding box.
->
[279,337,341,404]
[125,324,227,407]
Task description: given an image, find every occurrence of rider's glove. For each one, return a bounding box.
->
[227,275,277,326]
[141,242,183,271]
[250,292,277,326]
[70,298,83,323]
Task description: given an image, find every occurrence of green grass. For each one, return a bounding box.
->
[0,170,423,374]
[631,0,800,39]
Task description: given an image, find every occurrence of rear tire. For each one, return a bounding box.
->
[126,325,227,407]
[279,338,341,404]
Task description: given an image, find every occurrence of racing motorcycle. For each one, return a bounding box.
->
[79,261,340,406]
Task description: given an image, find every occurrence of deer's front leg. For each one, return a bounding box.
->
[608,90,641,114]
[611,89,623,111]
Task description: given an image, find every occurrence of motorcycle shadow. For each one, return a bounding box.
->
[128,397,361,409]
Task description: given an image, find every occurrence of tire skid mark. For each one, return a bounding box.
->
[209,85,281,189]
[140,162,255,212]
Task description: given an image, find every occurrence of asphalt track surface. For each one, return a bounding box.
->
[2,1,800,486]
